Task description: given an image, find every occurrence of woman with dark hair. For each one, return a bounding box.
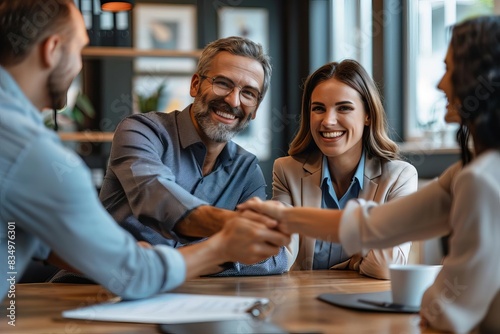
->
[241,16,500,333]
[273,60,417,279]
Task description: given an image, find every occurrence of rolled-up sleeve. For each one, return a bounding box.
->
[6,138,187,300]
[154,245,186,292]
[104,116,207,239]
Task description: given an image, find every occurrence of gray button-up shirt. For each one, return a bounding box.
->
[100,107,288,275]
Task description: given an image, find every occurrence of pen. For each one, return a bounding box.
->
[357,299,406,309]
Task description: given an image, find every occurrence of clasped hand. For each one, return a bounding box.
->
[237,197,291,233]
[214,198,291,266]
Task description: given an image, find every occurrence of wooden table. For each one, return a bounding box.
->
[1,271,442,333]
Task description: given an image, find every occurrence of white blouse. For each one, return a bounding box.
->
[340,150,500,333]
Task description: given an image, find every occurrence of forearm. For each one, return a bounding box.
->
[237,199,343,241]
[281,207,343,242]
[177,238,226,278]
[177,214,290,278]
[340,182,452,255]
[175,206,237,238]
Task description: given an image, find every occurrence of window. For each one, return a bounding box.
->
[405,0,493,144]
[330,0,373,74]
[310,0,372,74]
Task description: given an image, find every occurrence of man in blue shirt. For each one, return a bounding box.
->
[99,37,295,275]
[0,0,290,301]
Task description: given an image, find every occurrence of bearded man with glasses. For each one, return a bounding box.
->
[100,36,296,276]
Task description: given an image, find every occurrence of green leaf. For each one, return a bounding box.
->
[75,93,95,118]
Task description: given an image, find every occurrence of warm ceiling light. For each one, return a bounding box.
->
[100,0,134,12]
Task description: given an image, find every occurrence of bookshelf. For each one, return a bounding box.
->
[59,132,114,142]
[82,47,202,59]
[63,47,202,143]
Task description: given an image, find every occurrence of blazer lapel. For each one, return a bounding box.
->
[360,155,382,200]
[297,151,322,270]
[301,151,323,207]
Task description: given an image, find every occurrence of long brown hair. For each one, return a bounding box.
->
[450,16,500,165]
[289,59,400,160]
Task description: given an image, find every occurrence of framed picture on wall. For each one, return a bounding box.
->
[133,75,193,114]
[218,7,271,160]
[134,4,197,73]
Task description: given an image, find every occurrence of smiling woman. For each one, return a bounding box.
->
[270,60,418,279]
[239,15,500,333]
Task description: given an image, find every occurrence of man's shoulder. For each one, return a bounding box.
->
[117,111,183,136]
[228,141,259,161]
[1,110,58,159]
[125,110,178,124]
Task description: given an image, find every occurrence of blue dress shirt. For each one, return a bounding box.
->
[0,66,185,300]
[312,153,365,269]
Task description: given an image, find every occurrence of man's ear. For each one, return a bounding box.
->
[190,74,201,97]
[40,35,62,69]
[251,109,258,120]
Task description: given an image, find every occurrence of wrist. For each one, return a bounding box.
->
[204,233,229,263]
[280,207,295,234]
[177,205,228,237]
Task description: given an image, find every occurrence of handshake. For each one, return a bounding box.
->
[214,197,340,267]
[170,197,342,277]
[204,198,292,267]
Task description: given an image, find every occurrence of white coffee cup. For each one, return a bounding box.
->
[389,264,442,307]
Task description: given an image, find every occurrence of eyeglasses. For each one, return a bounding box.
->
[200,75,262,107]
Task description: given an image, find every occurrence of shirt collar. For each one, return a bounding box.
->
[321,151,365,190]
[177,105,235,166]
[178,105,202,149]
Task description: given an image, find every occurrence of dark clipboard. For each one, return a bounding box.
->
[158,319,288,334]
[318,290,420,313]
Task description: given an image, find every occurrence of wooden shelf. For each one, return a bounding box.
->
[59,132,114,142]
[82,47,202,59]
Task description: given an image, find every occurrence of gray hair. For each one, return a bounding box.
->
[196,36,272,99]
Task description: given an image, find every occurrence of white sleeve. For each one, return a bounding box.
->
[339,180,452,255]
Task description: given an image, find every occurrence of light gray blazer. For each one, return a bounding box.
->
[273,150,418,279]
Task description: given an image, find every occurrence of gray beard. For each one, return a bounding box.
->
[192,98,252,143]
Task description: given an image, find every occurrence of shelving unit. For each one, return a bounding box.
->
[67,47,202,143]
[82,47,202,59]
[59,132,114,142]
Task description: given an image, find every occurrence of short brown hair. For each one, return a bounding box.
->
[0,0,73,66]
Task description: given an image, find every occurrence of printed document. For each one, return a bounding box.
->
[62,293,269,324]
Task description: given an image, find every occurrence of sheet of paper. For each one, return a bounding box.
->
[62,293,269,324]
